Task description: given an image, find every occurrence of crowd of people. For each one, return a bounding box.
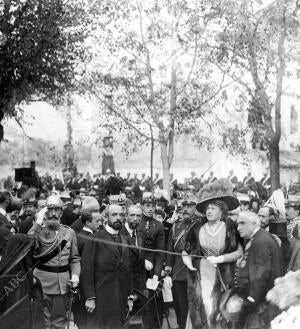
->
[0,168,300,329]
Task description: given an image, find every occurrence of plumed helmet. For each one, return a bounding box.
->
[46,195,63,209]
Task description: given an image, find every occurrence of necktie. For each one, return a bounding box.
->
[132,230,137,246]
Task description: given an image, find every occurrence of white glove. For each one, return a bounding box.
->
[36,207,47,225]
[182,251,197,271]
[206,256,225,267]
[163,276,173,289]
[70,274,79,288]
[145,259,154,271]
[152,275,158,282]
[19,207,24,216]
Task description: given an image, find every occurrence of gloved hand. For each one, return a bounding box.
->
[36,206,47,225]
[152,275,159,283]
[182,251,197,271]
[163,276,173,289]
[127,299,134,312]
[145,259,154,271]
[207,255,225,267]
[70,274,79,288]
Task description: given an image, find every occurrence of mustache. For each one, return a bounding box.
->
[46,221,60,229]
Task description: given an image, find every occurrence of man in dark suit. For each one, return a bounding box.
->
[138,193,165,329]
[73,197,102,329]
[18,198,37,234]
[235,211,284,329]
[120,205,147,316]
[81,204,133,329]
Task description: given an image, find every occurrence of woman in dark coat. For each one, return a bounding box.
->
[182,179,243,329]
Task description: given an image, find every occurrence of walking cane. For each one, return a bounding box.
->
[66,281,78,329]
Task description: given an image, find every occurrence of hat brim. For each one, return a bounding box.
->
[196,195,239,213]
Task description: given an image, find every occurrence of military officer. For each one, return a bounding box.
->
[28,195,80,329]
[165,194,200,329]
[138,192,165,329]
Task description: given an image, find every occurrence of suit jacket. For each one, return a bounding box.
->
[236,229,284,328]
[120,225,146,292]
[288,240,300,271]
[81,229,133,329]
[138,216,165,277]
[0,213,9,227]
[77,229,93,256]
[18,215,34,234]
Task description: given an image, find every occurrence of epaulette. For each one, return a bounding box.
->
[60,224,73,231]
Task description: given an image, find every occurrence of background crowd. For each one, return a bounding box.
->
[0,167,300,329]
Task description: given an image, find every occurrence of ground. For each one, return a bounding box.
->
[68,307,178,329]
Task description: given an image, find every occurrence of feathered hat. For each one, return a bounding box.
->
[196,179,239,213]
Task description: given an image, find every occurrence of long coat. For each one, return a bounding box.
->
[81,229,133,329]
[120,225,146,294]
[236,228,284,329]
[137,216,165,277]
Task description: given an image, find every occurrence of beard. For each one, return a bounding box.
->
[128,222,139,230]
[45,218,60,230]
[108,221,122,231]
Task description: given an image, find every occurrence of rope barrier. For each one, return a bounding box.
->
[77,232,207,259]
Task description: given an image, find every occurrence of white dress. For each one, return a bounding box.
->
[199,221,226,328]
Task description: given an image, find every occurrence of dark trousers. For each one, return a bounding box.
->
[72,291,87,329]
[142,289,163,329]
[172,281,188,329]
[44,294,69,329]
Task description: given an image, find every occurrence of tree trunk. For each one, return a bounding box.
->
[150,124,154,190]
[160,140,171,201]
[269,137,280,191]
[269,0,286,192]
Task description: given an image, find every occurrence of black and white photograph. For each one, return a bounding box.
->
[0,0,300,329]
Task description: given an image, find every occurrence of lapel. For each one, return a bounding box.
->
[102,229,122,259]
[119,234,128,263]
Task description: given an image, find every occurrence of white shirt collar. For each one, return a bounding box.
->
[0,208,6,217]
[83,226,93,234]
[125,222,134,236]
[105,224,119,235]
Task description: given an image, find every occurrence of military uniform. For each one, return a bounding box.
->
[29,223,80,329]
[138,214,165,329]
[166,216,199,329]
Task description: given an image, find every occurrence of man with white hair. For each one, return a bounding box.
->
[28,194,80,329]
[234,211,284,329]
